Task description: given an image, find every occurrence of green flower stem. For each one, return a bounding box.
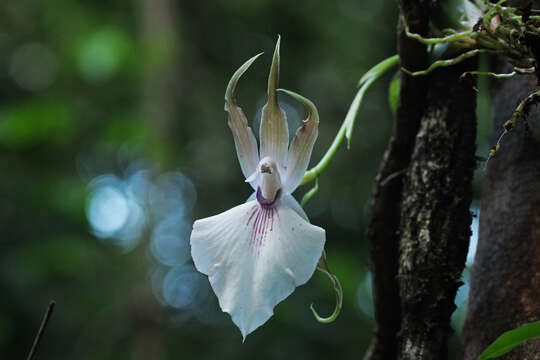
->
[298,56,399,325]
[300,177,319,207]
[358,54,400,85]
[300,55,399,186]
[300,114,348,186]
[345,76,377,146]
[295,56,400,328]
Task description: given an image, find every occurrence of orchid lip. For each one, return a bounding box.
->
[256,187,281,208]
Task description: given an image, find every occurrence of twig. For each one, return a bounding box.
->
[27,300,56,360]
[380,169,407,187]
[486,89,540,166]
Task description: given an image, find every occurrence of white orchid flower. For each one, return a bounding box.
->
[190,37,325,340]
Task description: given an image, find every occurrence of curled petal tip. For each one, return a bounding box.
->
[277,88,319,123]
[279,88,319,193]
[310,255,343,324]
[225,52,264,105]
[224,52,262,184]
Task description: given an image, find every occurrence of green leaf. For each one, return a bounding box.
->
[477,321,540,360]
[300,54,400,186]
[345,54,399,147]
[388,71,400,117]
[357,54,399,87]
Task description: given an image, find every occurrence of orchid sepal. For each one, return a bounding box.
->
[277,88,319,194]
[260,35,289,169]
[225,52,263,188]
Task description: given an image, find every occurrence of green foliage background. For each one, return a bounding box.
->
[0,0,490,358]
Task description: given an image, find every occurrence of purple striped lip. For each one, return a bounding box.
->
[256,187,281,208]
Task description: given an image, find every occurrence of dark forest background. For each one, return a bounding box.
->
[0,0,490,358]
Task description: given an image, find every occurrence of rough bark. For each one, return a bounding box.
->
[398,59,477,359]
[462,65,540,360]
[363,1,430,359]
[461,0,540,357]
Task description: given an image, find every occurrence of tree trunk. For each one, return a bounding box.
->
[365,2,477,359]
[461,0,540,357]
[363,1,429,359]
[462,64,540,360]
[397,59,477,359]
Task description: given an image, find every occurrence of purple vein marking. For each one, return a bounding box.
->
[246,205,279,254]
[247,205,258,227]
[270,208,275,231]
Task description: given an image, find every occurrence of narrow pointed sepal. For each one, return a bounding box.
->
[190,196,325,339]
[260,36,289,168]
[225,53,263,187]
[278,89,319,194]
[267,35,281,106]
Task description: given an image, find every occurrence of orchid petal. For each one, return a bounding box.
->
[260,36,289,168]
[190,197,325,339]
[281,193,308,220]
[225,53,263,188]
[278,89,319,194]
